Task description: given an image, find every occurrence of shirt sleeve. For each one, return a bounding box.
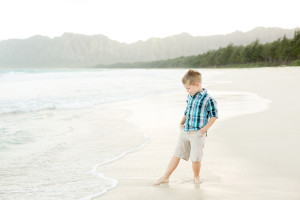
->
[183,94,190,115]
[206,97,218,119]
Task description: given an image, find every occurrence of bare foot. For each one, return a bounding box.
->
[194,176,201,184]
[152,177,169,186]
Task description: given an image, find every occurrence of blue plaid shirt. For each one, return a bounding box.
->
[184,88,218,133]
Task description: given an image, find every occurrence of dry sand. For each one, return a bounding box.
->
[93,67,300,200]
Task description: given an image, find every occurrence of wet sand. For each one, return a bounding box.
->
[93,67,300,200]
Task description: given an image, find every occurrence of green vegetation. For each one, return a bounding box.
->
[95,30,300,68]
[289,59,300,66]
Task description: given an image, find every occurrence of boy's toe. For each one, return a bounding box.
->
[152,177,169,186]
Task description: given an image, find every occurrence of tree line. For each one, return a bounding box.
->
[96,30,300,68]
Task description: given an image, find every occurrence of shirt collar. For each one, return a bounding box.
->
[192,88,207,97]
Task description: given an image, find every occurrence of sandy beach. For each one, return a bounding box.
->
[1,67,299,200]
[93,67,300,200]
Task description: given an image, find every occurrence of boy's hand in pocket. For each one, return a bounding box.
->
[200,127,207,136]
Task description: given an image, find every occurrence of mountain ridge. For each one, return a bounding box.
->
[0,27,298,68]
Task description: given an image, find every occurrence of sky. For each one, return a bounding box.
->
[0,0,299,43]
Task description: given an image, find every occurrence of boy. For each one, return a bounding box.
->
[153,69,218,185]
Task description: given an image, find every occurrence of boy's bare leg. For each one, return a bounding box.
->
[152,156,180,185]
[192,161,201,184]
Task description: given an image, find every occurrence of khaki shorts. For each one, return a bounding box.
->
[173,128,206,162]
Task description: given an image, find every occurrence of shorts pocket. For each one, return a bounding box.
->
[196,132,203,138]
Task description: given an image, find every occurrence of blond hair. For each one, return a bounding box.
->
[182,69,202,85]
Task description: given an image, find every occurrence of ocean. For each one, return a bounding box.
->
[0,68,271,199]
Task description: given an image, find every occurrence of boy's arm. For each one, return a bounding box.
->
[179,115,187,128]
[180,95,189,128]
[200,97,218,135]
[200,117,217,135]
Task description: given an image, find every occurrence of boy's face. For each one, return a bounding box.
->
[183,82,200,96]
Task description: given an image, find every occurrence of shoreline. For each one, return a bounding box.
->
[81,111,152,200]
[1,67,299,199]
